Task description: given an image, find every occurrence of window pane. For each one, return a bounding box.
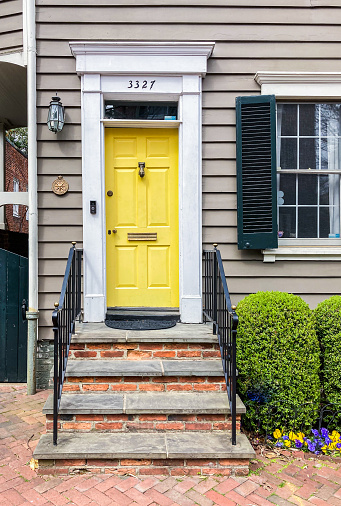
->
[299,104,318,136]
[319,174,340,205]
[279,138,297,169]
[104,101,178,120]
[278,174,296,205]
[299,138,318,170]
[321,104,341,136]
[298,208,317,238]
[321,138,340,171]
[319,207,340,238]
[278,104,297,136]
[279,207,296,238]
[298,174,317,205]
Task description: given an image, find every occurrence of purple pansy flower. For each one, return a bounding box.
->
[321,428,329,438]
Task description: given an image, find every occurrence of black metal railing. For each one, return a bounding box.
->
[203,244,238,445]
[52,242,82,445]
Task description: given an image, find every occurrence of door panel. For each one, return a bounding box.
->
[105,128,179,308]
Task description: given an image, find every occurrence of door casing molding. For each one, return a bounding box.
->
[70,42,214,323]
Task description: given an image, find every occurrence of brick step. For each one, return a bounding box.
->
[43,392,245,432]
[33,432,255,477]
[69,342,220,360]
[47,413,240,432]
[63,359,226,393]
[64,375,226,393]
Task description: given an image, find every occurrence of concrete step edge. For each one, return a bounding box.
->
[73,322,217,344]
[33,431,255,460]
[42,392,246,415]
[65,359,224,377]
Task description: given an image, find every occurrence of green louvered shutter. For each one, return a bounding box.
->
[236,95,278,250]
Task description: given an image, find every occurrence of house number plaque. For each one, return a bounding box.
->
[127,80,156,90]
[52,175,69,195]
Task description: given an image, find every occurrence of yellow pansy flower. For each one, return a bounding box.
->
[331,431,340,442]
[273,429,282,439]
[289,431,298,441]
[284,439,291,447]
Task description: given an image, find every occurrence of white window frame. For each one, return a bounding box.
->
[13,178,19,217]
[255,71,341,262]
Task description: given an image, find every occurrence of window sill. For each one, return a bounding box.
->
[262,246,341,262]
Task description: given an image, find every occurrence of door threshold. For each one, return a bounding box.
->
[107,307,179,312]
[106,307,180,322]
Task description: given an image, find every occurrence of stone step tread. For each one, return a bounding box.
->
[43,392,246,415]
[34,432,255,460]
[73,322,217,344]
[66,359,223,377]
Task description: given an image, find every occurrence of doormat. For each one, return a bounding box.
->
[104,319,177,330]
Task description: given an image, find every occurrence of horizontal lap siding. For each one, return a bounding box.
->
[36,2,341,339]
[0,0,23,53]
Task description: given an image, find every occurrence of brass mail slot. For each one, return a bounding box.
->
[127,233,157,241]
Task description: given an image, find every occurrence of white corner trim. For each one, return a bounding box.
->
[262,247,341,262]
[255,71,341,98]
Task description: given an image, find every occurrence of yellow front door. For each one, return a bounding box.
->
[105,128,179,308]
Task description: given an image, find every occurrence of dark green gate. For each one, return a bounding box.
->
[0,248,28,382]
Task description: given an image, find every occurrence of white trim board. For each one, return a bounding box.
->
[255,71,341,99]
[70,41,214,323]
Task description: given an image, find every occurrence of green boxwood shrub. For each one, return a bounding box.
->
[314,296,341,426]
[236,291,320,433]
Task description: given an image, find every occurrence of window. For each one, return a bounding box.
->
[236,88,341,260]
[13,178,19,217]
[104,101,178,120]
[277,103,340,240]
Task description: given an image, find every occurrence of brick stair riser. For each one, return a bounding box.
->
[37,457,250,477]
[69,342,220,360]
[45,413,241,432]
[63,376,227,393]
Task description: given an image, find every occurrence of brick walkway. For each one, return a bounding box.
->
[1,384,341,505]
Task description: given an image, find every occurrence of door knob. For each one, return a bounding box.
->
[112,229,117,233]
[138,162,145,178]
[107,190,113,196]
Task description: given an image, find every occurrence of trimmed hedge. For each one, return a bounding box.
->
[236,291,321,432]
[314,296,341,425]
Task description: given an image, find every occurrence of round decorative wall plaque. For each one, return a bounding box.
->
[52,175,69,195]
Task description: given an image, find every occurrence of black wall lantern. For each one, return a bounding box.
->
[47,94,65,133]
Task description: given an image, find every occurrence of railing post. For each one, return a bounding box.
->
[77,250,82,319]
[52,302,59,446]
[212,243,218,335]
[71,242,76,325]
[231,304,238,446]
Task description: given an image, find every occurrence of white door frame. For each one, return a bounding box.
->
[70,42,214,323]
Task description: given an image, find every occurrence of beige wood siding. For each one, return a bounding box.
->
[36,0,341,339]
[0,0,23,54]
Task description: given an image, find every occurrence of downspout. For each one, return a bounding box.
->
[26,0,38,395]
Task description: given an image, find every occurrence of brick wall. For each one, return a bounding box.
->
[5,139,28,233]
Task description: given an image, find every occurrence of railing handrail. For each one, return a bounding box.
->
[57,244,76,309]
[52,242,82,446]
[203,245,238,445]
[215,248,233,313]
